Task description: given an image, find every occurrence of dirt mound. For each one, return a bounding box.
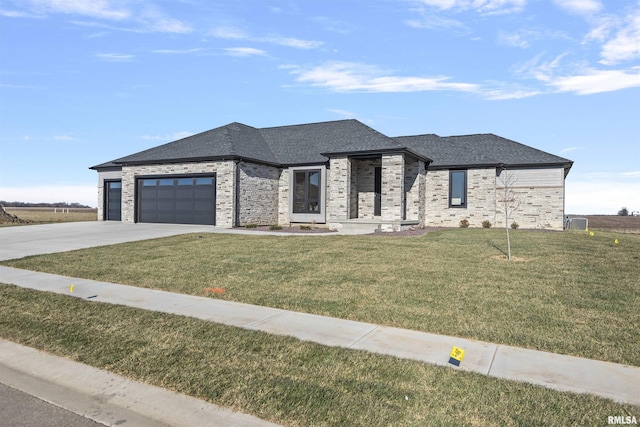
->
[0,206,30,224]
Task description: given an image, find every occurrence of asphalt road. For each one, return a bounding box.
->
[0,382,103,427]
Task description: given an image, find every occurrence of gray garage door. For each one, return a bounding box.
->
[137,175,216,225]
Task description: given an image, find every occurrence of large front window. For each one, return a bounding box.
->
[293,170,321,213]
[449,170,467,208]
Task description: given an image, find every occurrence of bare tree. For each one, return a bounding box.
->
[497,168,521,261]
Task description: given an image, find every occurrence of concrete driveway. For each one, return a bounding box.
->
[0,222,218,261]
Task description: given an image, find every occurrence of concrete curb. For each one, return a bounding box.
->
[1,265,639,407]
[0,339,281,427]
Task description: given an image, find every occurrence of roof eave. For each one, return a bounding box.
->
[428,161,573,171]
[114,155,282,168]
[320,147,432,163]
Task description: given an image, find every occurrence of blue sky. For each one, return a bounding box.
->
[1,0,638,214]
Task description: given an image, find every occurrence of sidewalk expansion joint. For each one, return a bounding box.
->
[346,325,378,349]
[244,311,286,328]
[486,345,499,376]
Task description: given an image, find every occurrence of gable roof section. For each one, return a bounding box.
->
[396,133,573,170]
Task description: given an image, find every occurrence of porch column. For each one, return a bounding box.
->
[381,154,404,223]
[328,156,351,221]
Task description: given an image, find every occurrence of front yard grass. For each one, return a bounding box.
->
[3,228,639,366]
[1,284,635,426]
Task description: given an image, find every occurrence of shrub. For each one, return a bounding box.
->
[459,219,469,228]
[245,223,258,229]
[269,225,283,231]
[511,221,519,230]
[300,225,312,230]
[482,220,492,229]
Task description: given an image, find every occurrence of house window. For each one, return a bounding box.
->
[449,170,467,208]
[293,170,321,214]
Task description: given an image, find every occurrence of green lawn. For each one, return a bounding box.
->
[1,284,635,427]
[4,228,639,366]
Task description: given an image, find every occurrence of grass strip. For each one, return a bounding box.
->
[4,229,639,366]
[1,284,636,426]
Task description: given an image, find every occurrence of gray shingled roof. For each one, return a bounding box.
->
[110,122,278,166]
[91,120,572,171]
[396,133,573,169]
[260,119,409,165]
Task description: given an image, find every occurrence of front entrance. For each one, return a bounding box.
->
[374,166,382,216]
[104,180,122,221]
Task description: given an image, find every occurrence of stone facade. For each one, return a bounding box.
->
[495,186,565,229]
[120,161,236,227]
[380,154,405,227]
[404,156,424,223]
[327,157,352,222]
[424,167,565,230]
[278,168,289,225]
[353,158,380,219]
[97,156,565,231]
[237,161,280,226]
[424,168,497,228]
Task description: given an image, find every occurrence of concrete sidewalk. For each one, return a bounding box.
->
[1,265,638,408]
[0,339,281,427]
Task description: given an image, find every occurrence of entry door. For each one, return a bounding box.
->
[374,167,382,216]
[105,180,122,221]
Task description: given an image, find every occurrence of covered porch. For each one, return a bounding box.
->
[327,151,426,232]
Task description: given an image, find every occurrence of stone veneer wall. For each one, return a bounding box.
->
[278,168,289,225]
[96,169,122,220]
[120,161,236,227]
[237,161,280,226]
[404,156,424,222]
[424,168,496,228]
[425,167,565,230]
[380,154,405,228]
[327,157,351,221]
[354,158,380,219]
[495,186,565,229]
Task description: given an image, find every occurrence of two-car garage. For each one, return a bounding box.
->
[136,175,216,225]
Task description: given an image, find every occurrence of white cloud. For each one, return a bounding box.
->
[599,10,640,65]
[26,0,130,20]
[152,48,205,55]
[95,52,134,62]
[326,108,359,119]
[0,185,98,208]
[404,14,467,30]
[549,67,640,94]
[560,146,580,153]
[138,5,192,34]
[552,0,603,15]
[222,47,267,57]
[17,0,192,34]
[53,134,76,141]
[210,25,323,49]
[413,0,526,14]
[286,61,479,93]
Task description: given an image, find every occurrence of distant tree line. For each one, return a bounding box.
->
[0,201,93,209]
